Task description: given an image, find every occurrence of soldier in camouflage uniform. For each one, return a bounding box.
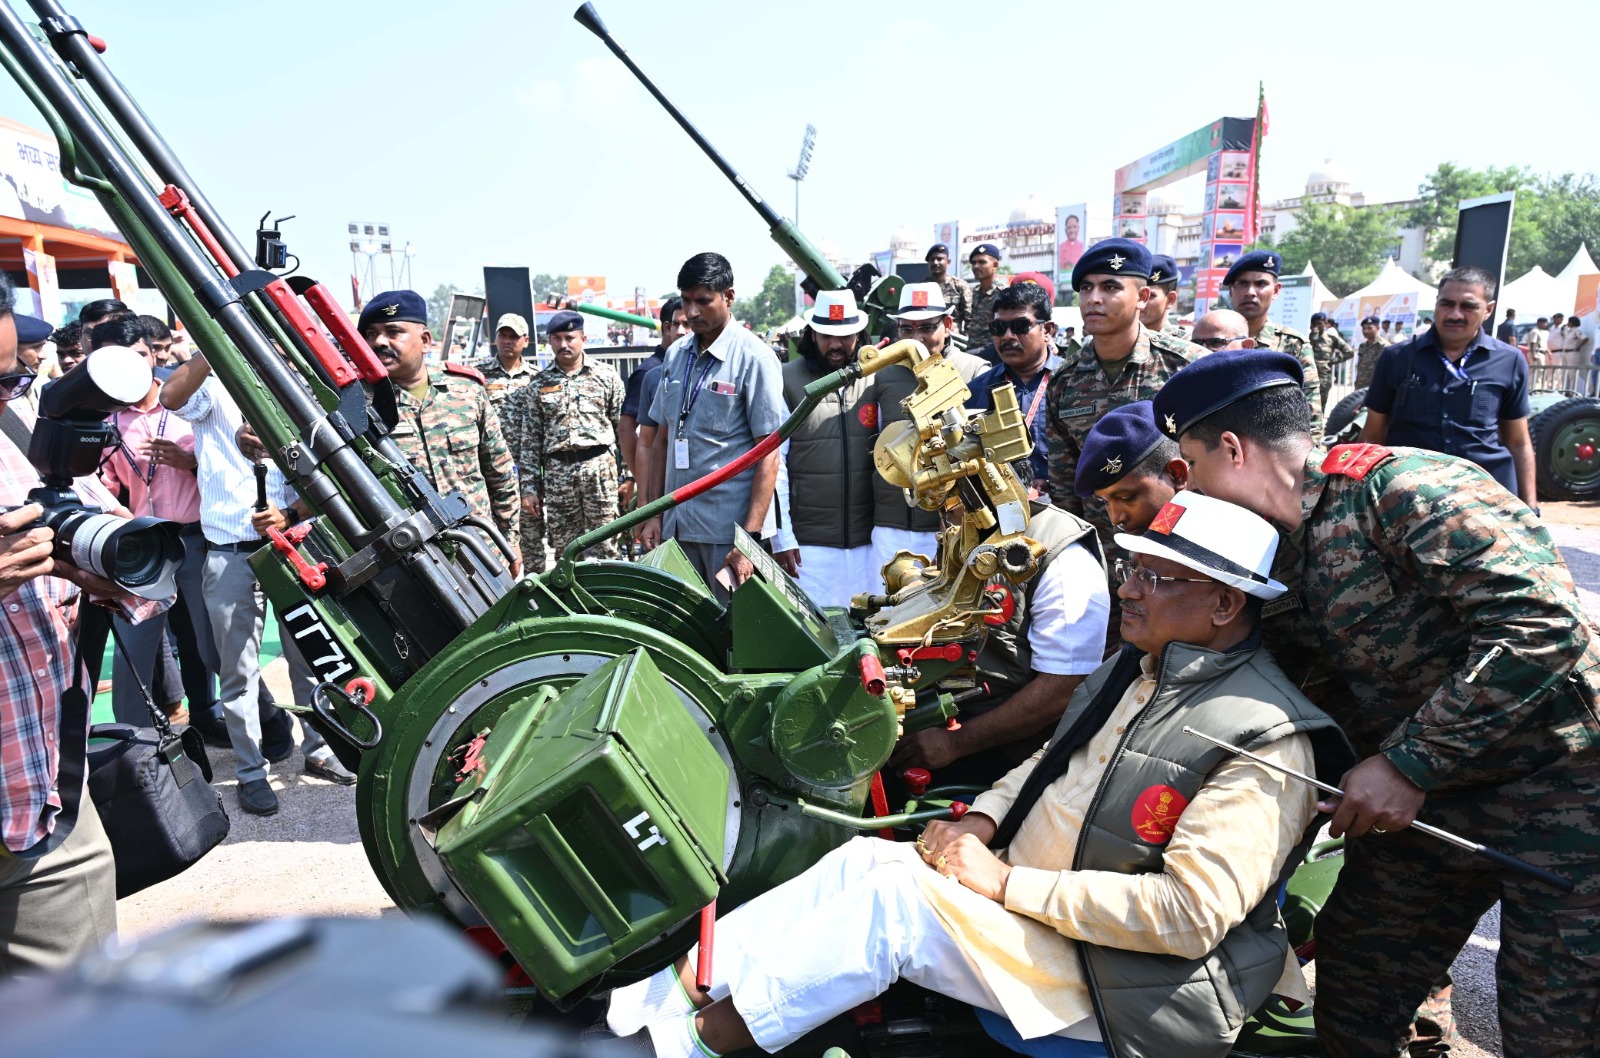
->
[1222,250,1324,436]
[1045,239,1198,656]
[1353,314,1387,389]
[359,291,521,570]
[965,242,1005,352]
[1308,311,1356,411]
[469,312,546,571]
[926,243,971,336]
[1141,253,1185,338]
[506,310,624,561]
[1157,350,1600,1058]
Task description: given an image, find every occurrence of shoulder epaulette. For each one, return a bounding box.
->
[1322,443,1393,480]
[443,362,486,385]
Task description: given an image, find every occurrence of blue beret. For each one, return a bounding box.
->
[1152,349,1304,440]
[547,310,584,334]
[14,313,53,344]
[1361,315,1380,326]
[926,243,950,260]
[1149,255,1179,287]
[1310,311,1329,324]
[1221,250,1282,287]
[1071,238,1152,290]
[358,290,428,332]
[1076,401,1168,497]
[969,242,1001,261]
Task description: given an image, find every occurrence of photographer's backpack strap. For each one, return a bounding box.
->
[0,404,30,451]
[13,605,109,861]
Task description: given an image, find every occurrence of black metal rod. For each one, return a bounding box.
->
[573,2,781,229]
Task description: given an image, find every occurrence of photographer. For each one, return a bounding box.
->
[0,274,151,975]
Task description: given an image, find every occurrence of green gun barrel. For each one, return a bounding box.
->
[576,302,658,331]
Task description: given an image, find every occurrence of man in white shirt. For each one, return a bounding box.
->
[161,354,353,816]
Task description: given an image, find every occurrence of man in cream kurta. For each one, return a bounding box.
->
[606,493,1328,1058]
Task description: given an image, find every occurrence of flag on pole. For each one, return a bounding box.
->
[1244,82,1268,244]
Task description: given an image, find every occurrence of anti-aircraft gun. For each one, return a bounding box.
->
[0,0,1040,1009]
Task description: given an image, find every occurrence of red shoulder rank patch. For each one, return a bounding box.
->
[1322,443,1392,480]
[1148,501,1185,535]
[1132,784,1189,844]
[443,362,486,384]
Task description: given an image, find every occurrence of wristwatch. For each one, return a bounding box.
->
[283,507,303,528]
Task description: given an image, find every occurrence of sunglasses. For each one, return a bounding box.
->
[991,318,1044,338]
[0,368,37,400]
[1194,336,1247,351]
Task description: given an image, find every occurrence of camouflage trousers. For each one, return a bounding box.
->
[521,499,546,574]
[1315,356,1334,412]
[544,452,621,561]
[1314,745,1600,1057]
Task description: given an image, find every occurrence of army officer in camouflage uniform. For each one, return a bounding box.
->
[507,310,624,561]
[471,312,546,571]
[359,291,520,573]
[1307,311,1355,412]
[1157,350,1600,1058]
[1221,250,1324,435]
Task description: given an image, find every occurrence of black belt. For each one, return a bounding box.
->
[548,445,609,464]
[178,521,203,537]
[203,539,260,553]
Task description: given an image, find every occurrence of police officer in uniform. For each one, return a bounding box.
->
[508,310,625,561]
[358,290,521,572]
[470,312,546,571]
[1221,250,1323,434]
[1156,350,1600,1058]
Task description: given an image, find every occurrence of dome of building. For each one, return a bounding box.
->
[1008,195,1046,225]
[890,224,919,253]
[1306,158,1352,193]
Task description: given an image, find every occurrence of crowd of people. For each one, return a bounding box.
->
[1,234,1596,1058]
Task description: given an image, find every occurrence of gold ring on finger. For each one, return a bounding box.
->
[936,855,948,873]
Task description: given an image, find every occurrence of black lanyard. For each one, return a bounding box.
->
[118,407,169,512]
[678,344,719,429]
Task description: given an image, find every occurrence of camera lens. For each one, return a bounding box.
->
[52,509,183,600]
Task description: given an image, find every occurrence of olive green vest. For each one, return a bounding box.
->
[975,503,1102,700]
[1046,639,1354,1058]
[871,348,990,532]
[781,357,877,549]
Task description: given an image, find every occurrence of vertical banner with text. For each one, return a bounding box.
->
[22,247,60,323]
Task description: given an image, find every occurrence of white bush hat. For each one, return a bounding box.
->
[893,282,949,321]
[1114,491,1287,600]
[803,289,869,336]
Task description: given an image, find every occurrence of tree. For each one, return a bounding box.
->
[733,264,796,332]
[1403,163,1539,273]
[425,283,455,333]
[1272,201,1401,296]
[1513,172,1600,277]
[532,273,568,305]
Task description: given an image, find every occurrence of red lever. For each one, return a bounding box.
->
[696,901,716,992]
[266,523,328,591]
[86,34,107,53]
[858,653,886,696]
[302,282,389,383]
[902,767,931,796]
[263,279,359,388]
[344,677,376,704]
[869,772,894,840]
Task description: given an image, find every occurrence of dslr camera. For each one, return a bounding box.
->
[3,346,182,599]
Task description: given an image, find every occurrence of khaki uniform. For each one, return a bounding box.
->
[390,363,520,555]
[469,354,544,571]
[1354,338,1387,389]
[967,281,1005,348]
[506,359,625,561]
[1308,327,1356,411]
[937,274,972,334]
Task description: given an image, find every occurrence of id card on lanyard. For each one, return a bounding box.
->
[118,407,169,516]
[676,346,718,471]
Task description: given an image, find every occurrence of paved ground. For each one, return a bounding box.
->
[114,503,1600,1056]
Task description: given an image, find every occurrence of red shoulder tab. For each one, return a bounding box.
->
[1322,443,1393,480]
[443,361,486,384]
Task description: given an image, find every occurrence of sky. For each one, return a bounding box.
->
[0,0,1594,307]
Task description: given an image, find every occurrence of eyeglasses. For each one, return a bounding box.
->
[897,319,943,337]
[1194,336,1247,351]
[990,318,1044,338]
[0,368,37,400]
[1114,557,1213,593]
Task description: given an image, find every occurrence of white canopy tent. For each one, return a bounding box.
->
[1497,265,1570,323]
[1556,243,1597,286]
[1300,262,1338,308]
[1346,259,1438,312]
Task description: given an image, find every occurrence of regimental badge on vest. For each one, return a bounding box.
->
[1321,443,1392,481]
[1132,784,1190,844]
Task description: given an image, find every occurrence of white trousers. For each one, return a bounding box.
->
[869,527,938,591]
[690,837,1011,1051]
[795,544,878,609]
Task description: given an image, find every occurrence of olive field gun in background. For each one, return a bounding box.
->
[573,2,903,339]
[576,302,659,331]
